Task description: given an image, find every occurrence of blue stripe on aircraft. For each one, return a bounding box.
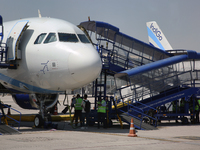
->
[0,73,61,94]
[147,27,165,50]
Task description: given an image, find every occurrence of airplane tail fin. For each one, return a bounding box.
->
[146,21,172,50]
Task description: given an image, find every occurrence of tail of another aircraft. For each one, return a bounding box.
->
[146,21,172,50]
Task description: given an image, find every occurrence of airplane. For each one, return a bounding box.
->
[146,21,172,50]
[0,14,102,127]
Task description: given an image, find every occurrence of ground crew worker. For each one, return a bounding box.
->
[189,98,194,123]
[180,98,185,113]
[74,94,83,127]
[172,100,179,113]
[97,97,107,128]
[195,99,200,123]
[81,94,90,129]
[172,100,179,123]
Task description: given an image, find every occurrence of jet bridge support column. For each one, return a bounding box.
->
[94,69,108,108]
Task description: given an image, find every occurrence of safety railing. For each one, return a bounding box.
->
[117,100,144,129]
[115,57,200,104]
[79,21,171,74]
[117,99,157,128]
[0,103,21,130]
[0,43,7,63]
[135,101,158,127]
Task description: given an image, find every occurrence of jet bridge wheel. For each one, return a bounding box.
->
[34,114,44,128]
[142,116,150,124]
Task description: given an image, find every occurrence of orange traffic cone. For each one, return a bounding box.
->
[128,118,137,137]
[7,108,11,115]
[53,105,58,115]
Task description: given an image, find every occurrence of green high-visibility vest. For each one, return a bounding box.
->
[75,98,83,110]
[195,105,199,111]
[195,99,200,111]
[97,100,106,113]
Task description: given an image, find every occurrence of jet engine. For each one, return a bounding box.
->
[12,93,59,110]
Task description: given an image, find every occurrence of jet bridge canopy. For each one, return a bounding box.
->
[114,50,200,101]
[79,21,172,62]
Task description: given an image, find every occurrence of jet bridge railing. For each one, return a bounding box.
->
[0,103,21,130]
[134,100,158,126]
[0,43,7,63]
[96,33,168,71]
[118,100,158,128]
[79,20,172,73]
[119,101,144,129]
[114,53,200,105]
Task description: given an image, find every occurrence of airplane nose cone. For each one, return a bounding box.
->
[68,45,102,85]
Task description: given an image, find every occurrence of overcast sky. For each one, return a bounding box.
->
[1,0,200,52]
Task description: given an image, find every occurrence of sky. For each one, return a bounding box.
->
[1,0,200,52]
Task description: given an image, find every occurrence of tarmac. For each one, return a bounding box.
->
[0,95,200,150]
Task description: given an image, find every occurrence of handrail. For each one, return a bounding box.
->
[117,99,158,128]
[0,104,21,130]
[119,101,144,129]
[135,101,158,126]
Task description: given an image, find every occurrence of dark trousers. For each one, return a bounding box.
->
[82,112,89,127]
[97,112,107,128]
[74,110,82,127]
[196,111,199,123]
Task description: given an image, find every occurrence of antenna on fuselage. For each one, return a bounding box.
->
[38,9,42,18]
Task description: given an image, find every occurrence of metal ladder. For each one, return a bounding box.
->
[0,15,17,69]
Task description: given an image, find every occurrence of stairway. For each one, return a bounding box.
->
[120,113,157,130]
[0,124,20,135]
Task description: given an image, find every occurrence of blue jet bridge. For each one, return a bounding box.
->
[79,20,200,130]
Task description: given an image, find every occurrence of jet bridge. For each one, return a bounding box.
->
[115,50,200,124]
[79,20,200,129]
[79,20,172,100]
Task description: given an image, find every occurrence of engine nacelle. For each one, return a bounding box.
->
[12,94,59,110]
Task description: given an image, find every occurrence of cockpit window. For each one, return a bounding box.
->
[34,33,47,44]
[44,33,57,44]
[58,33,79,42]
[77,34,90,43]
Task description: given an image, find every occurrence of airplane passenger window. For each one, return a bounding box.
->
[44,33,57,44]
[34,33,47,44]
[77,34,90,43]
[58,33,79,42]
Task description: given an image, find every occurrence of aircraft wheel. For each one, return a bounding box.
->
[34,114,44,128]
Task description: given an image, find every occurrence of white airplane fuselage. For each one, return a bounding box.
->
[0,17,102,94]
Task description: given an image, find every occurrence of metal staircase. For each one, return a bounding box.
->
[0,125,20,135]
[0,15,17,69]
[79,20,200,129]
[0,102,21,135]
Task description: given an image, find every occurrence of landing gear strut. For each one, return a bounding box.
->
[33,94,57,128]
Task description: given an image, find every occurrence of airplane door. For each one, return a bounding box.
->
[6,20,29,61]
